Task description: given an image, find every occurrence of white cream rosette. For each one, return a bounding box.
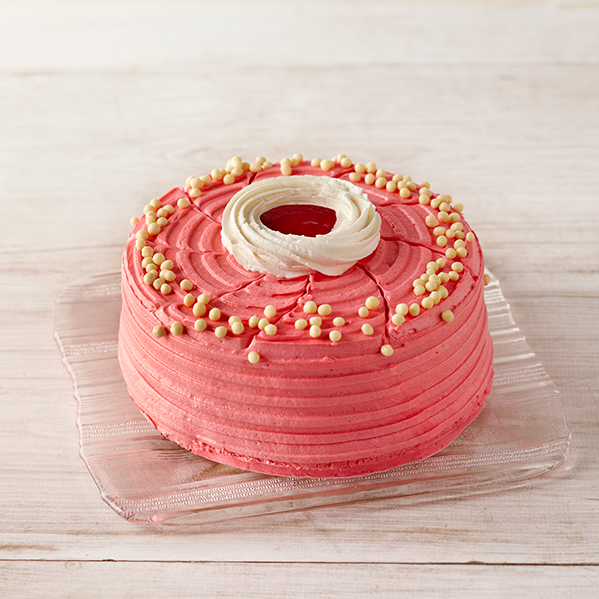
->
[221,175,381,278]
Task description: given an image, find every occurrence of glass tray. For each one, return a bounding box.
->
[54,271,570,525]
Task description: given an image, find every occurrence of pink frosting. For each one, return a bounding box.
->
[118,161,494,478]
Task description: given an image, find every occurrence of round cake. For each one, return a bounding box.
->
[118,153,494,478]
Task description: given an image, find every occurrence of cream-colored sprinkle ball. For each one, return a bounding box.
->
[162,270,176,282]
[160,283,172,295]
[144,271,158,286]
[419,195,431,205]
[456,247,468,258]
[349,172,361,182]
[354,163,366,174]
[309,316,322,327]
[160,259,174,270]
[214,326,227,338]
[189,177,204,189]
[208,307,221,321]
[156,208,169,219]
[433,226,446,237]
[223,173,235,185]
[180,279,193,291]
[438,285,449,299]
[391,313,405,326]
[248,351,260,364]
[446,229,456,239]
[258,318,269,330]
[451,262,464,273]
[228,315,241,325]
[430,291,441,304]
[456,230,466,240]
[311,157,321,167]
[211,169,224,181]
[365,296,380,310]
[147,222,161,236]
[188,188,201,199]
[130,216,139,226]
[375,177,387,189]
[340,157,352,168]
[329,330,342,342]
[425,280,438,292]
[442,309,455,322]
[193,301,207,317]
[135,238,146,251]
[445,248,457,260]
[145,213,156,225]
[396,303,409,316]
[361,323,374,336]
[425,215,437,228]
[141,246,154,259]
[421,297,434,310]
[484,273,491,286]
[183,293,195,307]
[320,159,334,171]
[264,324,277,336]
[303,301,317,314]
[449,212,461,223]
[231,321,244,335]
[454,239,466,249]
[409,303,420,317]
[364,173,375,185]
[171,321,183,336]
[143,204,154,215]
[192,318,206,331]
[145,262,157,272]
[358,306,369,318]
[399,187,411,199]
[450,222,463,232]
[317,303,331,316]
[414,285,426,296]
[366,162,377,174]
[438,211,450,223]
[293,153,303,163]
[413,278,425,288]
[333,317,345,327]
[250,162,262,173]
[430,197,441,209]
[440,272,450,284]
[152,277,165,290]
[177,197,190,209]
[152,252,165,265]
[453,203,464,213]
[149,199,161,210]
[466,232,475,243]
[295,318,308,330]
[381,344,394,357]
[309,325,322,338]
[196,293,209,304]
[386,180,397,193]
[449,271,460,281]
[262,161,273,169]
[248,315,260,328]
[136,229,149,240]
[152,325,166,339]
[280,163,292,176]
[264,304,277,318]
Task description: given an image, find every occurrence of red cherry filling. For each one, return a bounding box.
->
[260,204,337,237]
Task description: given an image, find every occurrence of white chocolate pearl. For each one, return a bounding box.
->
[380,344,394,357]
[430,291,441,304]
[439,202,451,213]
[250,162,262,173]
[228,315,241,325]
[349,172,361,182]
[303,301,317,314]
[436,257,446,268]
[311,157,321,167]
[214,326,227,338]
[454,239,466,249]
[354,163,366,174]
[452,262,464,273]
[375,169,386,178]
[161,259,174,270]
[419,195,431,205]
[156,208,168,218]
[248,351,260,364]
[364,173,375,185]
[484,273,491,286]
[340,157,352,168]
[171,321,183,336]
[440,272,450,284]
[442,309,454,322]
[136,229,149,240]
[147,222,161,236]
[409,303,420,317]
[152,277,165,290]
[446,229,456,239]
[317,303,332,316]
[436,235,448,247]
[375,177,387,189]
[309,325,322,338]
[258,318,269,330]
[130,216,139,226]
[144,271,157,286]
[430,198,441,209]
[141,246,154,258]
[295,318,308,330]
[193,302,207,317]
[231,321,244,335]
[425,280,438,292]
[466,232,475,242]
[157,217,168,227]
[391,313,405,326]
[262,161,273,169]
[293,153,304,163]
[366,162,377,174]
[425,215,437,228]
[211,169,224,181]
[180,279,193,291]
[433,226,446,237]
[162,270,176,282]
[223,173,235,185]
[248,316,260,328]
[160,283,172,295]
[333,317,345,327]
[396,303,409,316]
[438,211,450,223]
[189,177,204,189]
[152,325,166,338]
[183,293,195,307]
[135,238,147,250]
[329,330,342,342]
[189,188,202,199]
[399,187,411,199]
[439,285,449,299]
[281,163,292,176]
[449,212,461,223]
[453,203,464,213]
[177,197,190,209]
[145,213,156,225]
[386,181,397,193]
[208,307,221,321]
[456,231,466,240]
[320,159,334,171]
[196,293,209,304]
[263,305,277,318]
[361,323,374,336]
[414,285,426,296]
[309,316,322,326]
[445,248,457,260]
[152,253,165,265]
[450,222,463,231]
[264,324,277,336]
[145,262,157,272]
[456,247,468,258]
[449,271,460,281]
[365,296,380,310]
[422,297,434,310]
[358,306,369,318]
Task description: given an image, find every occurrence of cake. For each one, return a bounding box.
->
[118,153,494,478]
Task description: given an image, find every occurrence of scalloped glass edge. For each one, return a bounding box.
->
[54,270,570,525]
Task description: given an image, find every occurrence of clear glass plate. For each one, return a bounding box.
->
[54,271,570,525]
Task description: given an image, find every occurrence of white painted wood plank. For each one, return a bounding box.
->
[1,562,599,599]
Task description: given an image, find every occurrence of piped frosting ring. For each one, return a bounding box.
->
[221,175,381,278]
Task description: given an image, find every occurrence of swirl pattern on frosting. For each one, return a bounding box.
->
[221,175,381,278]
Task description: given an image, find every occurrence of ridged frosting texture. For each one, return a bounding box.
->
[118,158,494,478]
[221,175,381,277]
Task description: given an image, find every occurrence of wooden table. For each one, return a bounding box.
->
[1,1,598,596]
